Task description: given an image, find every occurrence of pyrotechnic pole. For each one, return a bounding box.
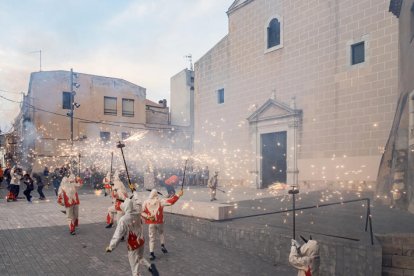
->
[78,153,81,176]
[181,159,188,191]
[109,151,113,186]
[116,141,135,192]
[288,185,299,239]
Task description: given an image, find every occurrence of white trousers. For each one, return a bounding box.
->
[66,205,79,230]
[128,246,151,276]
[107,205,124,224]
[148,223,165,252]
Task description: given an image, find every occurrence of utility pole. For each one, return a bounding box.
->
[67,68,80,148]
[70,68,74,147]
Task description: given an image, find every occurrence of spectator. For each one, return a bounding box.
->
[8,167,23,201]
[201,166,210,186]
[0,164,3,188]
[33,172,46,200]
[52,168,62,196]
[43,166,50,187]
[4,163,12,189]
[84,167,91,188]
[23,173,34,202]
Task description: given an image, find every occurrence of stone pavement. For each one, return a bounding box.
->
[0,187,296,275]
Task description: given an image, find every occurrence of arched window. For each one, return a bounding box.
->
[267,18,280,48]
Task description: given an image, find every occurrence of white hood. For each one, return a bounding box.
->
[113,171,127,195]
[60,174,78,200]
[145,189,160,216]
[121,192,142,214]
[149,189,159,199]
[300,240,319,257]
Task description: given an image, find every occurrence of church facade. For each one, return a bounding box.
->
[194,0,399,189]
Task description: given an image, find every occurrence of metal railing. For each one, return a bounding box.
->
[221,197,374,245]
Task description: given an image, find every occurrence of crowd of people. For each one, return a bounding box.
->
[0,163,48,202]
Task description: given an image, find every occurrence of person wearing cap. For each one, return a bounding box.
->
[105,170,128,229]
[57,173,83,235]
[106,192,159,276]
[289,236,320,276]
[141,189,183,261]
[208,171,219,201]
[164,175,178,197]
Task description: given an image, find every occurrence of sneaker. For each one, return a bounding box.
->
[70,231,76,235]
[149,252,156,261]
[161,244,168,254]
[148,263,159,276]
[105,223,113,229]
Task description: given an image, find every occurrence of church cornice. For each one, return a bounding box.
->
[227,0,255,15]
[247,98,301,124]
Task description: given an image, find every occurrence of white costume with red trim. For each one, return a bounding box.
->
[106,171,128,226]
[57,174,82,233]
[108,192,152,276]
[141,189,180,252]
[103,172,112,195]
[289,240,320,276]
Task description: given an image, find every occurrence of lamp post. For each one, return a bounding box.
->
[68,68,80,147]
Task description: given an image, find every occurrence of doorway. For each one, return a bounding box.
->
[261,131,287,187]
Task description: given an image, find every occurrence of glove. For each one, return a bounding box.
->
[291,239,301,248]
[106,246,112,253]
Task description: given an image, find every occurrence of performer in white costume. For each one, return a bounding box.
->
[106,192,159,276]
[141,189,183,260]
[106,171,128,228]
[57,173,83,235]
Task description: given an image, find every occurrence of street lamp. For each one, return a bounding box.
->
[68,68,80,147]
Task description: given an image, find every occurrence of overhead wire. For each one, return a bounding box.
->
[0,93,186,132]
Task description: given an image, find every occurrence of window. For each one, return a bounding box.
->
[122,98,134,117]
[122,132,130,140]
[104,97,117,115]
[62,92,71,109]
[351,42,365,65]
[217,88,224,104]
[267,18,280,49]
[100,131,110,142]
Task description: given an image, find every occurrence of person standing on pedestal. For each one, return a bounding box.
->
[208,171,218,201]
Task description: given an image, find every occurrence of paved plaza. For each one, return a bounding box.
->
[1,183,414,275]
[0,186,295,276]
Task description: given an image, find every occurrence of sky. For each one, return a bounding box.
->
[0,0,234,132]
